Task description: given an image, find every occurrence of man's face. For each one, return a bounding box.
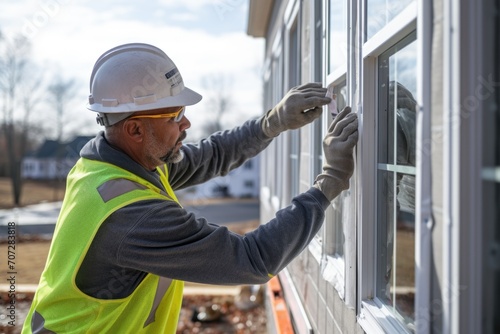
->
[139,107,191,168]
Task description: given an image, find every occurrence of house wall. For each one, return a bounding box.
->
[227,156,260,198]
[252,0,498,333]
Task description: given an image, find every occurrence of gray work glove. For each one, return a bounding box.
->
[313,106,359,201]
[261,82,331,138]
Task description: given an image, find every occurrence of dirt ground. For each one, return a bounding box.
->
[0,178,66,209]
[0,178,268,333]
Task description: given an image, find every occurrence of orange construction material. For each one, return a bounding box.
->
[267,276,294,333]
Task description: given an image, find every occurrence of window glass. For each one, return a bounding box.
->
[482,1,499,331]
[376,32,417,331]
[366,0,415,40]
[244,180,254,188]
[328,0,348,73]
[289,20,300,199]
[314,1,323,82]
[311,2,324,250]
[325,82,348,257]
[289,21,300,90]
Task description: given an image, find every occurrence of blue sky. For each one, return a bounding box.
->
[0,0,264,139]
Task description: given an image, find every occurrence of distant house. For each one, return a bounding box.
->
[226,156,260,198]
[22,136,94,180]
[178,155,261,199]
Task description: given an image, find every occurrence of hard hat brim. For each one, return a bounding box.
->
[87,86,202,113]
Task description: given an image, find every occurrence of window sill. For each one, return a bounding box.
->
[358,299,413,334]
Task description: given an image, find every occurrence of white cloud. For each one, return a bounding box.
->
[0,0,264,139]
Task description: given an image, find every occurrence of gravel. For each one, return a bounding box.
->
[1,289,267,334]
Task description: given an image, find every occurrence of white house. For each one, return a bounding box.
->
[177,155,261,200]
[22,136,93,180]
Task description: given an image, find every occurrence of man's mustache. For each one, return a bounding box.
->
[177,131,187,143]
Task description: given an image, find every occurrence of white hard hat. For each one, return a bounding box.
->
[87,43,202,126]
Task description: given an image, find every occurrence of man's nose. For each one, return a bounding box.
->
[179,115,191,131]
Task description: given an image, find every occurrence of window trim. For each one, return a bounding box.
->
[442,0,485,332]
[357,1,418,332]
[363,2,417,58]
[308,0,357,306]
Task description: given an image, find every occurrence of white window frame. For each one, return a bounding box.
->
[307,0,357,306]
[357,1,428,333]
[283,3,301,206]
[442,0,486,332]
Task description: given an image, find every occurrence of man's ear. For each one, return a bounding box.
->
[122,119,145,143]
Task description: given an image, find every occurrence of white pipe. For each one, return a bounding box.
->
[442,0,452,331]
[443,0,461,331]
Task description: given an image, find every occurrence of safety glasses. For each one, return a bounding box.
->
[127,106,185,122]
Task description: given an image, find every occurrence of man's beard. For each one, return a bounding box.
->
[163,149,184,164]
[161,131,187,164]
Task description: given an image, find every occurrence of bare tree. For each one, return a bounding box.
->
[200,74,234,136]
[48,76,76,141]
[0,33,35,206]
[46,76,76,200]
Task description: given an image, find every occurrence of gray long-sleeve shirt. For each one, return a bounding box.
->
[76,117,330,299]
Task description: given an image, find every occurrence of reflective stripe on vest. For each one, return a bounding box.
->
[97,178,171,202]
[144,277,173,327]
[31,311,55,334]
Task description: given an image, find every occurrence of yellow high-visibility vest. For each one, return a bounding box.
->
[22,158,184,334]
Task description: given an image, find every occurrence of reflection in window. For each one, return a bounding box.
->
[376,32,417,331]
[289,19,301,199]
[244,180,254,188]
[328,0,347,72]
[366,0,414,40]
[482,1,499,331]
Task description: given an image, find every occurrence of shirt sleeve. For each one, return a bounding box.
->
[167,116,272,190]
[115,187,330,285]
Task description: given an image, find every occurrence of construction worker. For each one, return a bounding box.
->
[22,43,358,333]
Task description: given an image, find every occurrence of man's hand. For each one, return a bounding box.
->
[313,106,358,201]
[261,83,331,138]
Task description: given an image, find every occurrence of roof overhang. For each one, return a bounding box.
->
[247,0,274,38]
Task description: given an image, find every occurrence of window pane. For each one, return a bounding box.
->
[325,82,348,257]
[313,1,323,81]
[289,21,300,89]
[377,171,416,328]
[329,0,348,72]
[366,0,415,40]
[482,1,500,330]
[334,84,348,113]
[376,32,417,331]
[482,180,500,334]
[378,36,417,166]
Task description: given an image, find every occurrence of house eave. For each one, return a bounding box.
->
[247,0,273,38]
